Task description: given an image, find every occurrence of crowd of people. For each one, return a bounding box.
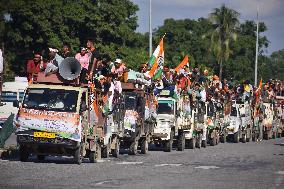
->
[26,39,284,114]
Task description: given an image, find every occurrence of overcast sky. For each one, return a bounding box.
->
[131,0,284,55]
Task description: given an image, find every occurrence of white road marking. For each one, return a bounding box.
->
[116,161,143,165]
[276,171,284,175]
[195,166,220,170]
[95,181,110,185]
[155,164,182,167]
[96,159,109,163]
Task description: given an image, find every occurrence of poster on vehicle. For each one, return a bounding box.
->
[16,108,81,141]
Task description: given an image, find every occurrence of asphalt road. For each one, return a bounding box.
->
[1,138,284,189]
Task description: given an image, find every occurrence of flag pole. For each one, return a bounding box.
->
[149,0,152,57]
[254,2,259,87]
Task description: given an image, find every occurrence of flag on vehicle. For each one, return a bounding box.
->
[258,78,262,90]
[174,55,189,73]
[255,78,263,96]
[148,36,165,79]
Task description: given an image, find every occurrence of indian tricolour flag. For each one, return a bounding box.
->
[148,37,164,79]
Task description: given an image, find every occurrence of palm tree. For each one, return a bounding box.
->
[209,4,240,80]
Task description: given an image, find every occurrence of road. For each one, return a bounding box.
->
[0,138,284,189]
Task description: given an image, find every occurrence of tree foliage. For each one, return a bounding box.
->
[208,4,240,80]
[0,1,282,84]
[153,18,215,71]
[1,0,146,77]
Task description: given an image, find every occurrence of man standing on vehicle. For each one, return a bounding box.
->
[27,51,46,82]
[111,59,127,81]
[86,39,100,79]
[45,47,63,75]
[61,43,73,58]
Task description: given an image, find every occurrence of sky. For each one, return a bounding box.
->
[131,0,284,55]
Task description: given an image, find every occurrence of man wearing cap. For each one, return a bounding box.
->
[48,47,63,66]
[111,59,127,80]
[95,75,111,95]
[45,47,63,75]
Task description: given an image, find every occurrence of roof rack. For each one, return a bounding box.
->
[34,72,79,86]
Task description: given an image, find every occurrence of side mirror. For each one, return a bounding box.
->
[120,102,125,109]
[80,103,87,112]
[176,110,180,116]
[13,100,19,108]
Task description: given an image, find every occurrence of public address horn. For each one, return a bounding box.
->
[59,57,81,81]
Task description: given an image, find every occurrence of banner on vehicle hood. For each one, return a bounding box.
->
[16,108,81,142]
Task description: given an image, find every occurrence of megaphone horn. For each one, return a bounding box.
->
[59,57,81,80]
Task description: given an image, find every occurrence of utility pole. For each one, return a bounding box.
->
[149,0,152,57]
[0,43,3,106]
[254,3,259,87]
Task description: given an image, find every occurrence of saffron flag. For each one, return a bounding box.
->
[174,55,189,72]
[258,78,262,90]
[255,78,263,96]
[148,37,164,78]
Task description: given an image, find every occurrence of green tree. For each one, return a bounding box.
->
[1,0,143,79]
[227,20,269,82]
[209,4,240,80]
[154,18,214,70]
[259,49,284,81]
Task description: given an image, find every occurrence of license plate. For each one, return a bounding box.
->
[34,132,56,139]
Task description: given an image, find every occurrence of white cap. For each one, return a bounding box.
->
[114,58,122,64]
[49,48,58,53]
[97,75,105,80]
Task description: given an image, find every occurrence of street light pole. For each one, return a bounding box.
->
[149,0,152,57]
[254,4,259,87]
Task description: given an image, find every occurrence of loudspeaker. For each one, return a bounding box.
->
[59,57,81,80]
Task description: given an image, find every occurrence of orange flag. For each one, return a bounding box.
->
[28,78,33,85]
[175,55,189,72]
[258,78,262,90]
[92,99,100,118]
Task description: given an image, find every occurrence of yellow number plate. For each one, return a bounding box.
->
[34,132,56,139]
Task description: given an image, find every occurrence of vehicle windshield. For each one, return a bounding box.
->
[124,95,137,110]
[23,88,79,112]
[231,107,238,116]
[157,100,174,114]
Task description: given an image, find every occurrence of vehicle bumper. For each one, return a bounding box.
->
[16,130,79,149]
[153,127,171,140]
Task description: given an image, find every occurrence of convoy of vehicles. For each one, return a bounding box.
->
[8,58,284,164]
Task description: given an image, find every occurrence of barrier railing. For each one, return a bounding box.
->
[0,114,15,148]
